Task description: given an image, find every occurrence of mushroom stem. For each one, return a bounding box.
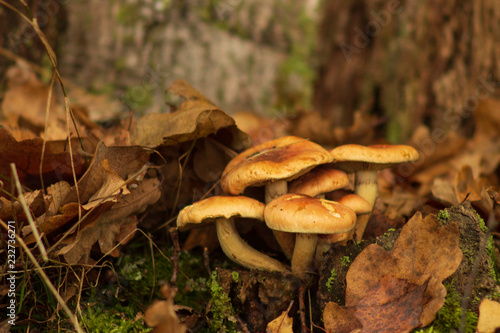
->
[215,217,290,273]
[314,233,349,263]
[350,170,378,241]
[291,233,318,279]
[266,180,295,259]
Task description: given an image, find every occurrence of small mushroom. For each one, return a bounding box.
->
[221,136,333,258]
[330,144,419,241]
[177,196,290,273]
[289,166,349,198]
[264,193,356,279]
[315,194,372,262]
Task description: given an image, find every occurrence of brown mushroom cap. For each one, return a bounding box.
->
[330,144,420,172]
[338,194,372,215]
[177,196,290,273]
[289,166,349,197]
[177,195,265,228]
[221,136,333,195]
[264,193,357,234]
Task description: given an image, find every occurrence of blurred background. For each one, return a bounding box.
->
[1,0,499,144]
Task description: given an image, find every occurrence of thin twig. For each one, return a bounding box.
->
[203,247,211,276]
[0,219,84,333]
[170,227,181,285]
[10,163,48,261]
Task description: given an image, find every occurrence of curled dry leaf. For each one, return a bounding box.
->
[61,142,149,205]
[144,283,187,333]
[266,308,293,333]
[0,128,90,194]
[132,79,251,150]
[56,177,160,264]
[345,212,462,327]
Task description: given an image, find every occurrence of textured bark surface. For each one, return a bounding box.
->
[313,0,500,141]
[58,0,316,115]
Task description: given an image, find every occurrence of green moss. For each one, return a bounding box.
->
[437,209,450,222]
[339,256,351,268]
[207,270,237,332]
[473,209,488,233]
[486,234,499,284]
[79,292,151,332]
[231,271,240,283]
[414,281,478,333]
[325,268,338,293]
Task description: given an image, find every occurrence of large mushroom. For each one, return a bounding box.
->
[221,136,333,258]
[177,196,290,273]
[264,193,356,279]
[330,144,419,241]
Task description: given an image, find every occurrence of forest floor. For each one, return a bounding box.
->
[0,8,500,333]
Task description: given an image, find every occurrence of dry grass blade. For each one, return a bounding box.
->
[0,219,84,333]
[10,163,48,261]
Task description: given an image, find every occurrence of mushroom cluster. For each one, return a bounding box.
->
[176,136,419,279]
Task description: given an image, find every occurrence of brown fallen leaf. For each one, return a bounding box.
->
[432,176,459,205]
[132,79,251,150]
[1,65,59,130]
[266,306,293,333]
[455,165,482,203]
[56,177,160,264]
[323,277,427,333]
[345,212,463,327]
[476,299,500,333]
[354,276,427,333]
[0,128,91,194]
[61,142,149,205]
[144,283,187,333]
[474,98,500,141]
[323,302,360,333]
[193,138,236,183]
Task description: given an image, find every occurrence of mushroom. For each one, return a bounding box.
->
[177,196,290,273]
[264,193,356,279]
[221,136,333,258]
[289,166,349,199]
[330,144,419,241]
[315,194,372,262]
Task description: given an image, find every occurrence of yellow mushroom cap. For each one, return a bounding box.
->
[289,166,349,197]
[221,136,333,195]
[338,194,372,215]
[177,196,265,228]
[330,144,420,172]
[264,193,357,234]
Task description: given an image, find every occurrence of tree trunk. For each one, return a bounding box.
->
[313,0,500,142]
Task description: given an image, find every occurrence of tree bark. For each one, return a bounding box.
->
[313,0,500,142]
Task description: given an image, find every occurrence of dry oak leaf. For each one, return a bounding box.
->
[56,177,160,264]
[266,308,293,333]
[144,283,187,333]
[131,79,251,150]
[346,212,462,327]
[323,277,427,333]
[61,142,149,206]
[1,65,59,129]
[0,128,90,194]
[354,276,427,333]
[323,302,360,333]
